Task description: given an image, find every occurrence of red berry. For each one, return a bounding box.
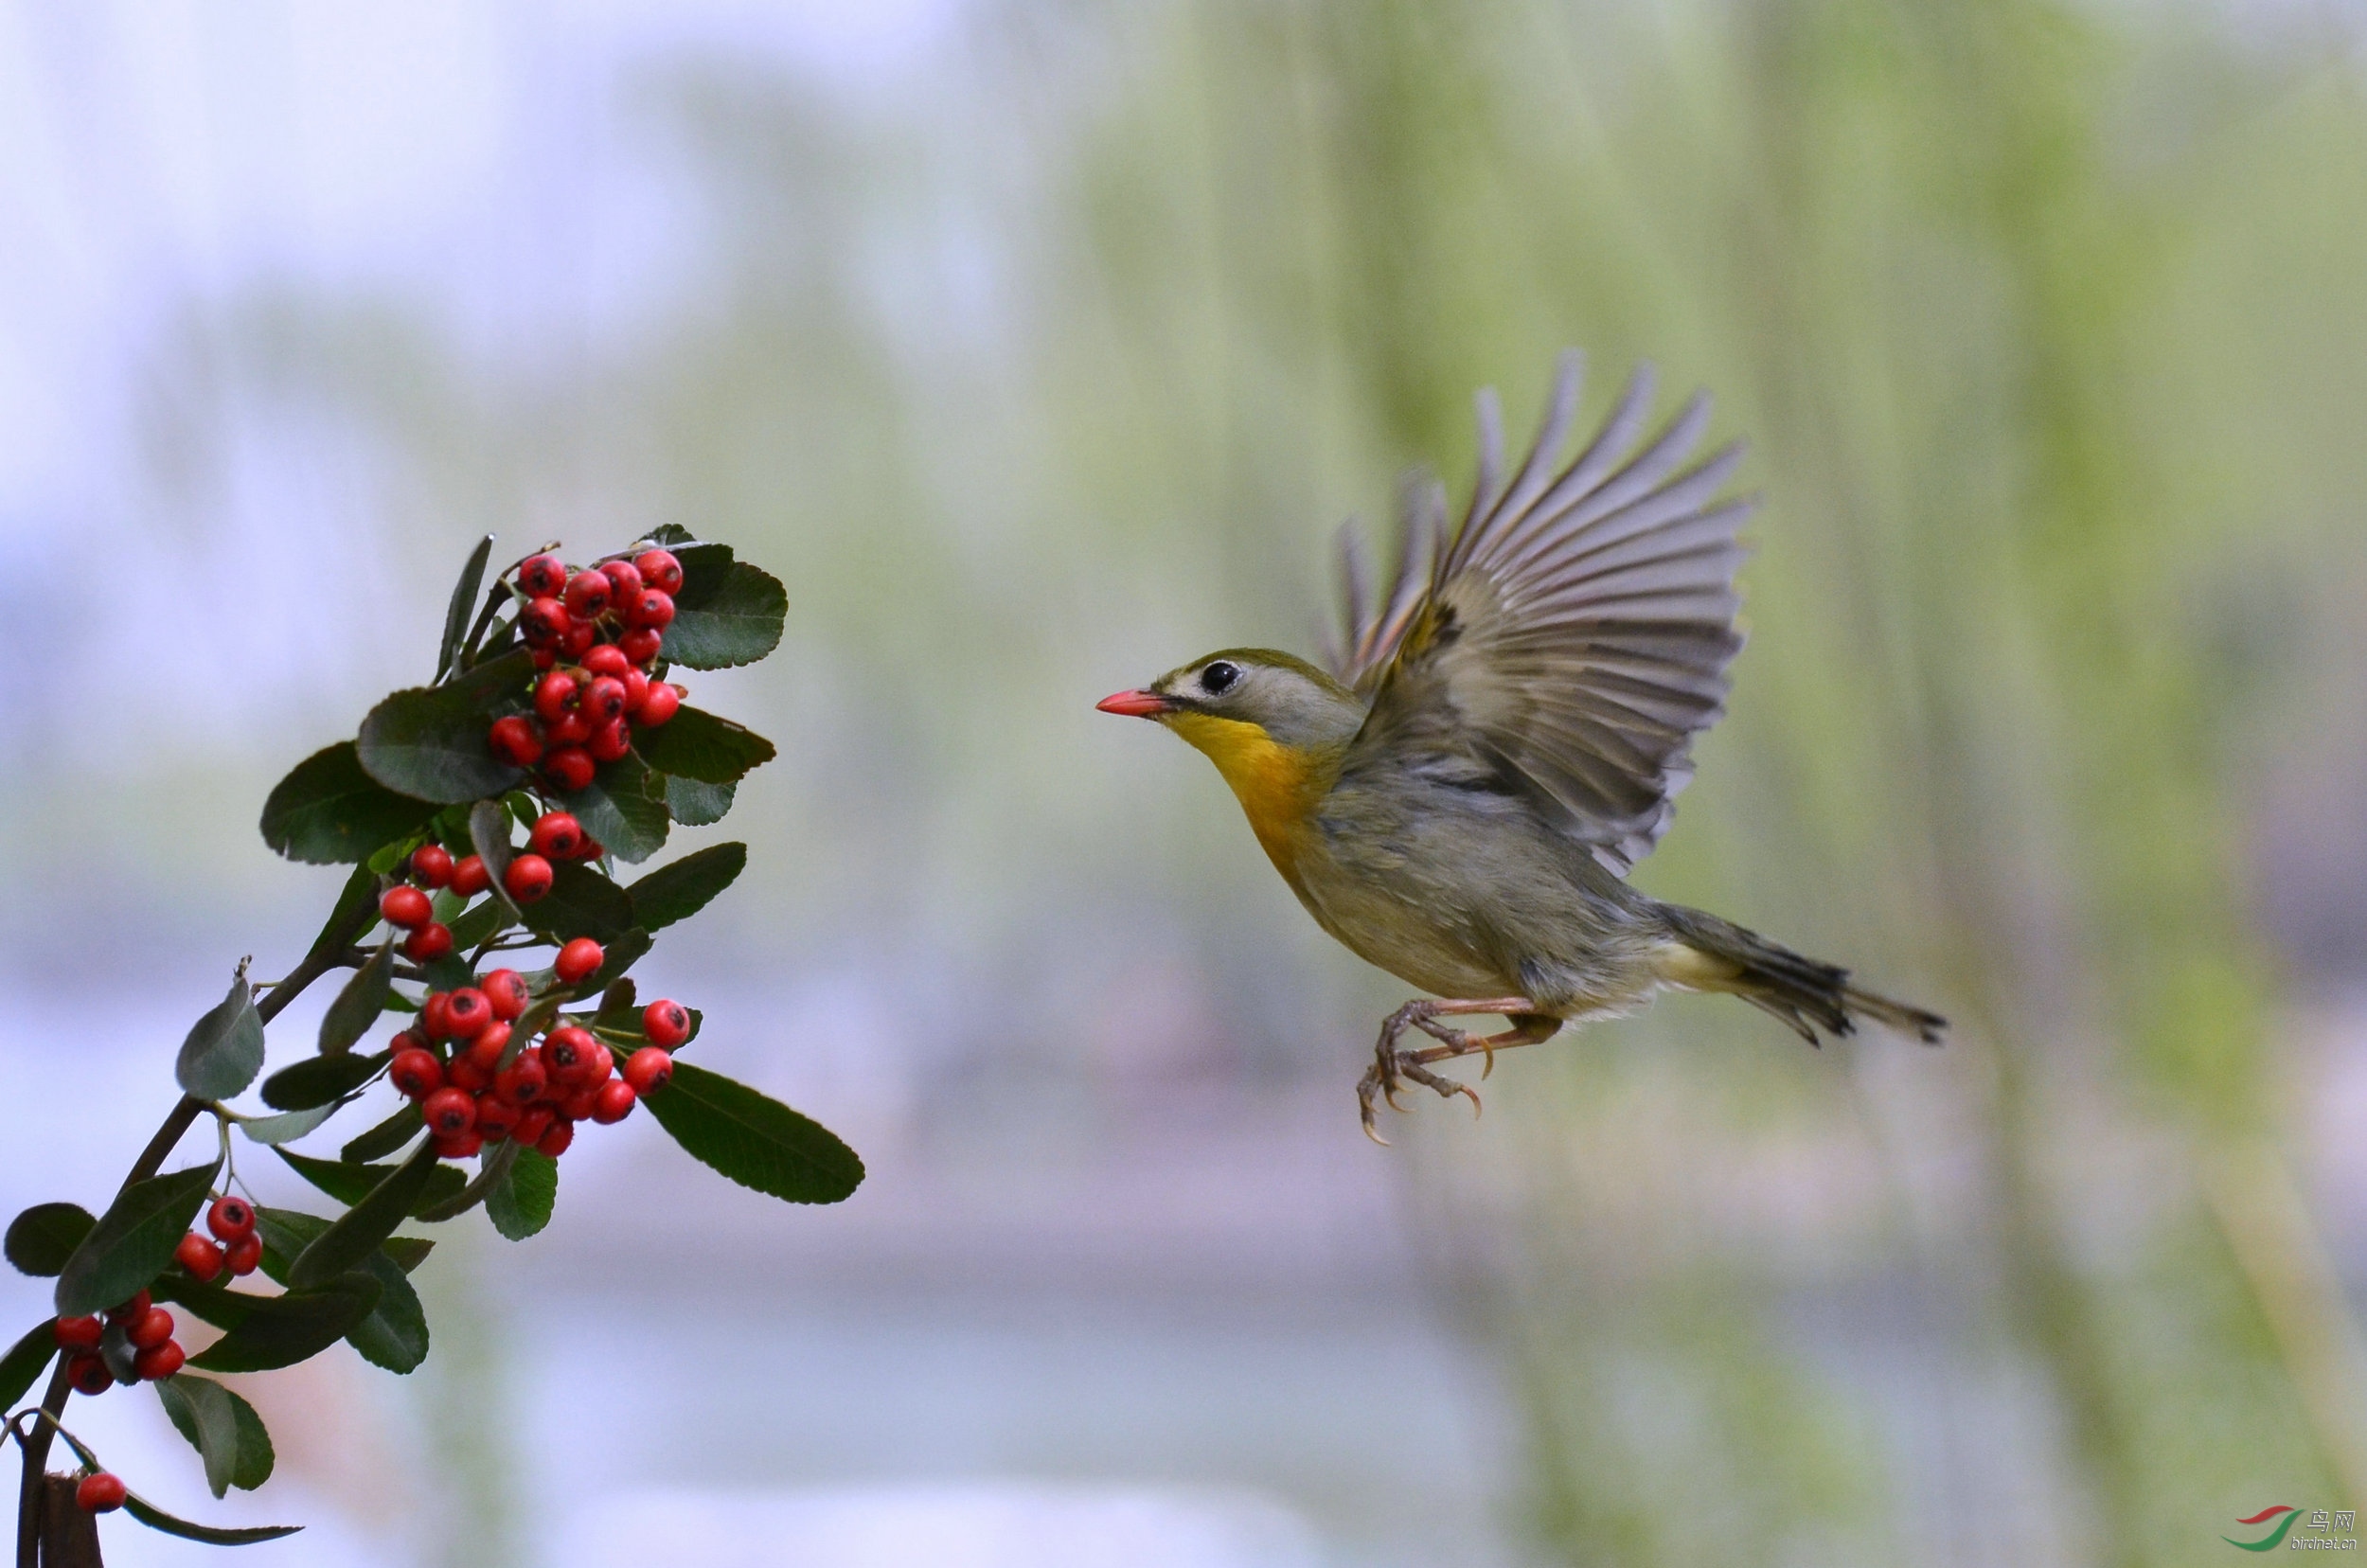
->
[421,991,454,1038]
[472,1094,518,1142]
[599,560,645,605]
[528,811,583,859]
[633,548,685,596]
[403,922,454,962]
[128,1307,175,1350]
[225,1235,261,1276]
[519,554,569,597]
[444,988,491,1038]
[134,1340,186,1381]
[543,746,596,793]
[66,1355,112,1396]
[633,682,681,727]
[495,1052,549,1106]
[423,1087,476,1136]
[75,1472,126,1513]
[585,1042,614,1084]
[545,707,593,747]
[435,1131,484,1161]
[561,618,596,657]
[582,643,632,678]
[447,1055,492,1093]
[381,885,433,930]
[480,968,529,1019]
[592,1079,638,1125]
[205,1196,256,1241]
[174,1233,225,1282]
[537,1118,576,1158]
[582,676,629,724]
[465,1019,513,1072]
[619,627,664,666]
[412,844,454,889]
[543,1025,598,1086]
[532,648,558,669]
[106,1292,151,1325]
[558,1085,600,1121]
[391,1048,443,1098]
[589,718,632,763]
[621,668,650,712]
[555,937,605,985]
[452,854,491,897]
[574,837,605,862]
[489,714,544,767]
[504,854,555,904]
[622,1046,673,1095]
[513,1104,556,1146]
[520,596,571,646]
[643,1000,692,1048]
[627,589,676,631]
[53,1316,102,1352]
[534,669,579,722]
[564,570,613,619]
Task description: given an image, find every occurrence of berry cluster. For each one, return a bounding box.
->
[375,809,598,958]
[50,1197,233,1403]
[385,955,686,1163]
[486,549,686,793]
[171,1194,262,1284]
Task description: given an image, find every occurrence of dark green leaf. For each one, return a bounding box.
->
[259,742,439,864]
[436,534,494,684]
[485,1149,557,1242]
[632,708,776,784]
[470,798,521,916]
[252,1210,428,1375]
[187,1277,381,1372]
[645,524,699,546]
[56,1161,221,1318]
[7,1203,95,1276]
[302,865,383,971]
[317,941,395,1057]
[276,1147,464,1218]
[288,1143,440,1289]
[625,843,747,932]
[99,1317,140,1382]
[445,898,510,954]
[662,774,735,826]
[594,980,639,1032]
[341,1104,423,1164]
[122,1490,301,1545]
[156,1374,274,1497]
[0,1318,57,1410]
[523,860,639,944]
[583,929,651,992]
[177,971,265,1101]
[421,952,474,992]
[236,1104,343,1147]
[670,541,735,586]
[643,1061,863,1205]
[262,1050,386,1112]
[557,754,669,864]
[662,560,787,670]
[354,649,537,804]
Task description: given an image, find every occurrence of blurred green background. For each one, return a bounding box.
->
[2,2,2364,1564]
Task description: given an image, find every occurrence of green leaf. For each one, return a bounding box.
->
[485,1149,557,1241]
[470,798,522,916]
[354,649,537,804]
[583,929,651,992]
[436,534,494,684]
[7,1203,95,1276]
[156,1374,274,1497]
[557,753,669,864]
[186,1277,382,1373]
[236,1104,344,1147]
[252,1210,429,1374]
[56,1160,221,1318]
[632,707,776,784]
[302,865,383,970]
[259,742,439,864]
[662,775,736,826]
[318,941,395,1056]
[593,980,639,1032]
[643,1061,863,1205]
[122,1490,301,1545]
[445,897,511,954]
[341,1104,423,1164]
[177,971,266,1101]
[0,1318,57,1410]
[523,860,639,944]
[663,560,787,670]
[645,524,699,546]
[262,1049,386,1112]
[288,1143,441,1289]
[625,843,747,932]
[276,1147,464,1218]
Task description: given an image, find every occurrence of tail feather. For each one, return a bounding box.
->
[1658,905,1946,1047]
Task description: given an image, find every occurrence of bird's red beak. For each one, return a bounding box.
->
[1096,688,1172,718]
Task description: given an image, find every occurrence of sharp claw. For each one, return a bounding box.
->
[1458,1083,1483,1119]
[1361,1118,1392,1148]
[1480,1042,1497,1080]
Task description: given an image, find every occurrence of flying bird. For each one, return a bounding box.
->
[1097,351,1945,1141]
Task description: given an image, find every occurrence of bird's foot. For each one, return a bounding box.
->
[1356,996,1546,1146]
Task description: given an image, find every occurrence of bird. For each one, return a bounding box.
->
[1096,350,1945,1142]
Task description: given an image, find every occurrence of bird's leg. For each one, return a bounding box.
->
[1359,997,1552,1145]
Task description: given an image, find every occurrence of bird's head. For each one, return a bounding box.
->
[1096,650,1365,841]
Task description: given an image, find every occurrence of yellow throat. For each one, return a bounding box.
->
[1165,712,1336,884]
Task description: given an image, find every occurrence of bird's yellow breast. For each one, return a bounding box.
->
[1166,713,1334,884]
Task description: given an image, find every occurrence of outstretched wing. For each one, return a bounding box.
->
[1328,350,1753,874]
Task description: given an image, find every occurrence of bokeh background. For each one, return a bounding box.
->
[3,1,2365,1564]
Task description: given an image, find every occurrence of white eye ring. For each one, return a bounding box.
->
[1200,662,1240,695]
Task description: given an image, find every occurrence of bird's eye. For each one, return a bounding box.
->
[1200,661,1240,695]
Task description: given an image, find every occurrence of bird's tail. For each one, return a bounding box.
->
[1654,905,1947,1046]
